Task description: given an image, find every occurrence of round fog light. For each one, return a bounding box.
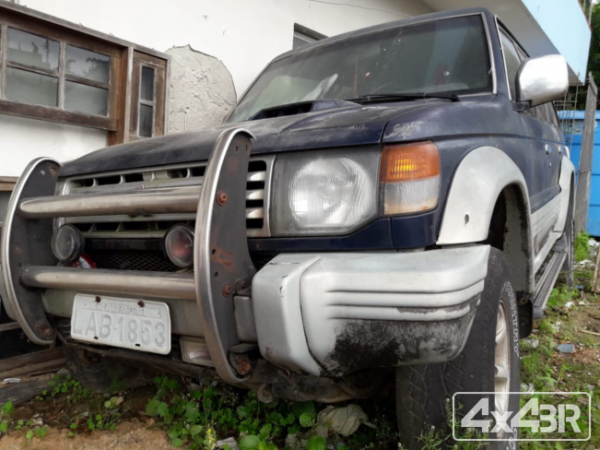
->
[51,224,84,263]
[165,224,194,268]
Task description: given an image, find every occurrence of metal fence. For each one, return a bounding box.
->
[556,74,598,234]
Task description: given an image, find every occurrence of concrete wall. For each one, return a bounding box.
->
[0,116,107,177]
[19,0,432,96]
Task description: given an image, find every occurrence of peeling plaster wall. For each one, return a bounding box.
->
[166,45,237,133]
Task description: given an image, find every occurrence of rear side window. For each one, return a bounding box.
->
[499,30,521,100]
[544,103,559,128]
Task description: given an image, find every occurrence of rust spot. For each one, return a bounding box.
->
[233,354,252,375]
[49,166,58,176]
[215,249,235,269]
[95,296,101,303]
[36,321,54,337]
[138,300,145,307]
[222,283,233,297]
[14,245,23,255]
[235,145,239,153]
[216,191,228,205]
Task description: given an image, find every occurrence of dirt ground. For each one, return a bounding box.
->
[0,419,173,450]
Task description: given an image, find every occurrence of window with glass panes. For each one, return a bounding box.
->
[0,3,169,144]
[0,23,119,127]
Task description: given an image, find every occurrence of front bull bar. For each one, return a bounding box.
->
[1,129,257,384]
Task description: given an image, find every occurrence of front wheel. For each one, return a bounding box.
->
[396,248,521,449]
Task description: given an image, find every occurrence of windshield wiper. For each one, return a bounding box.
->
[348,92,460,104]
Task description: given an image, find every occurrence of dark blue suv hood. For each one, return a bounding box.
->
[59,101,438,177]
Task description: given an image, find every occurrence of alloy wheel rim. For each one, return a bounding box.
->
[494,301,511,419]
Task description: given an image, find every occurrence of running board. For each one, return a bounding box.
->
[532,251,567,319]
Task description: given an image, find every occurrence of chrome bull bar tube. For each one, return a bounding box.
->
[21,266,196,300]
[18,184,265,221]
[2,158,61,344]
[194,128,257,384]
[19,186,201,218]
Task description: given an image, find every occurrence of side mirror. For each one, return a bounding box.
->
[516,55,569,107]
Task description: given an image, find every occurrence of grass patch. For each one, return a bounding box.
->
[142,376,396,449]
[575,232,591,262]
[515,235,600,449]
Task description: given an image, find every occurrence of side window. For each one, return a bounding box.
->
[545,103,559,128]
[534,105,549,123]
[499,30,521,100]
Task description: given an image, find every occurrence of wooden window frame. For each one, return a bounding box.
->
[138,65,156,137]
[128,51,166,142]
[0,1,169,145]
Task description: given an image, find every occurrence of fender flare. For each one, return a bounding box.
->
[437,146,531,245]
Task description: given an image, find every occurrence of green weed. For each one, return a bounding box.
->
[547,286,579,309]
[41,374,92,404]
[0,401,13,435]
[575,232,590,262]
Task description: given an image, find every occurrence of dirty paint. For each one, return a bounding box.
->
[321,299,479,376]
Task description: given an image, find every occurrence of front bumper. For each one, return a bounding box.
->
[253,246,490,376]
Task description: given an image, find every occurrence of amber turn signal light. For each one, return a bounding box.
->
[380,142,441,215]
[381,141,440,182]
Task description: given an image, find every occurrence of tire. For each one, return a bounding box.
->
[63,347,150,393]
[396,248,521,449]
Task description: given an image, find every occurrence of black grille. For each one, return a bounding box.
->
[88,250,180,272]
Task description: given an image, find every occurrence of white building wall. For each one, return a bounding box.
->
[1,0,432,177]
[0,116,107,177]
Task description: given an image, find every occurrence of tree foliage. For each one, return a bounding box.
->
[587,3,600,87]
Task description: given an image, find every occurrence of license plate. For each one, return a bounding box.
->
[71,294,171,355]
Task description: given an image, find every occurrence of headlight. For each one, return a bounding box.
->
[271,149,380,236]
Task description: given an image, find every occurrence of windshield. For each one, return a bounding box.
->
[228,15,492,123]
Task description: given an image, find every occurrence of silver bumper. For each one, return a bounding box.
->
[253,246,490,376]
